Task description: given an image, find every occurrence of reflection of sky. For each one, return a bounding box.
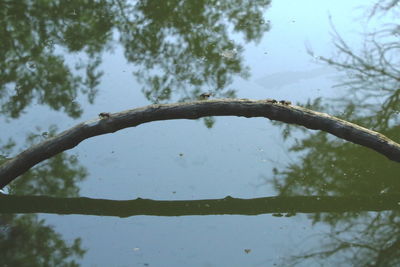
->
[255,67,335,90]
[3,0,375,266]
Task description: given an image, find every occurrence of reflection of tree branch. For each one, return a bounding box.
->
[319,24,400,83]
[275,5,400,266]
[374,238,400,266]
[2,99,400,188]
[114,0,271,103]
[311,18,400,130]
[0,0,112,118]
[0,126,87,197]
[369,0,400,17]
[0,213,85,265]
[285,215,400,267]
[1,194,400,217]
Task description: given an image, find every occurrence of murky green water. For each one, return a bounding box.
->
[1,0,400,266]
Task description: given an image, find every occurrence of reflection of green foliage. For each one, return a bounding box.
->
[274,130,400,196]
[1,0,271,120]
[273,7,400,221]
[0,0,112,118]
[7,125,87,197]
[274,4,400,265]
[115,0,271,103]
[283,210,400,267]
[0,156,10,166]
[9,153,87,197]
[0,126,87,197]
[273,3,400,208]
[0,214,85,266]
[273,121,400,225]
[203,117,215,129]
[0,138,15,166]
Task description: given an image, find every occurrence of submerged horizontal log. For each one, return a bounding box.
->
[1,193,399,217]
[1,99,400,188]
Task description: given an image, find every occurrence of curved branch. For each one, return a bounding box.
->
[1,98,400,188]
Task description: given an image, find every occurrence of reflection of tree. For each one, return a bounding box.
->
[274,128,400,265]
[0,0,112,118]
[0,127,87,265]
[0,0,271,118]
[0,129,87,265]
[273,0,400,213]
[9,153,87,197]
[309,22,400,131]
[1,126,87,197]
[284,211,400,267]
[273,2,400,266]
[3,194,400,266]
[1,1,272,264]
[272,128,400,228]
[0,213,85,267]
[273,128,400,197]
[111,0,270,103]
[369,0,400,16]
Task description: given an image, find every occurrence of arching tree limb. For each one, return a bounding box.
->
[1,98,400,188]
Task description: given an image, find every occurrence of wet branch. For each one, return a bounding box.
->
[1,98,400,188]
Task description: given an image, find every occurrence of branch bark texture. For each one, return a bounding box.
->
[1,99,400,188]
